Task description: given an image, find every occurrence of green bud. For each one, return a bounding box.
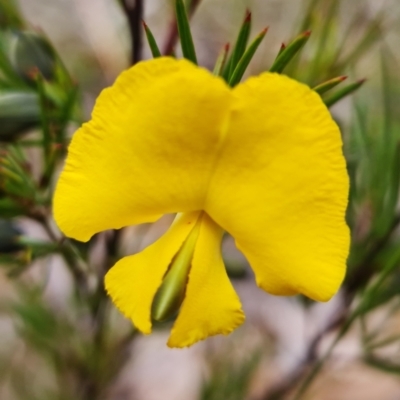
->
[0,218,23,253]
[152,219,201,322]
[8,31,56,82]
[0,91,40,140]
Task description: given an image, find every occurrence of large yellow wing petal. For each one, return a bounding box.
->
[53,58,231,241]
[206,73,350,302]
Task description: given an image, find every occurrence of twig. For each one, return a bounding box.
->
[120,0,144,64]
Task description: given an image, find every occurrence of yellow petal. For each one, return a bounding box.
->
[53,57,231,241]
[104,211,200,334]
[205,73,350,302]
[168,213,245,348]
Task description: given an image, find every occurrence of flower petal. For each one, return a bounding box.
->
[205,73,350,302]
[54,57,231,241]
[168,213,245,348]
[104,211,200,334]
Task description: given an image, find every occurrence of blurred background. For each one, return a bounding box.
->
[1,0,400,399]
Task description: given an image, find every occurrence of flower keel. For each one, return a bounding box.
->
[152,213,202,322]
[105,211,245,348]
[104,211,200,335]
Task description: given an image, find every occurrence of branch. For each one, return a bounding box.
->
[120,0,144,64]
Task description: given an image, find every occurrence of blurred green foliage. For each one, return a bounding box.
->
[201,349,261,400]
[0,0,399,399]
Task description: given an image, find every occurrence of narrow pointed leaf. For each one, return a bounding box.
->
[142,21,161,58]
[338,15,384,70]
[313,76,347,95]
[324,79,366,108]
[213,43,230,76]
[228,28,268,87]
[390,143,400,210]
[306,0,339,82]
[175,0,197,64]
[35,73,52,165]
[0,197,25,218]
[269,31,311,73]
[277,43,286,57]
[225,11,252,80]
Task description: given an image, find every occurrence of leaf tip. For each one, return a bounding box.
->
[244,9,252,22]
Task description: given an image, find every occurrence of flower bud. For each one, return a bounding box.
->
[8,31,56,82]
[0,219,23,253]
[0,91,40,140]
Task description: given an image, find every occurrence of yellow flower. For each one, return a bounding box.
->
[53,57,349,348]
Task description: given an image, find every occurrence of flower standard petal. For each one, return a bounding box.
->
[168,213,245,348]
[205,72,350,302]
[105,211,201,334]
[53,57,232,242]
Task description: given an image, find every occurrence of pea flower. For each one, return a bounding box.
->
[53,57,349,348]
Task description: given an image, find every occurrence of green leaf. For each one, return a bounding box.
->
[0,0,24,29]
[0,146,37,199]
[277,42,286,57]
[35,72,52,165]
[213,43,230,76]
[337,14,384,71]
[0,91,39,118]
[0,91,40,141]
[324,79,366,107]
[57,84,79,142]
[222,11,251,82]
[17,236,59,258]
[228,28,268,87]
[0,35,25,87]
[175,0,197,64]
[0,218,23,253]
[306,0,339,83]
[0,197,25,218]
[365,355,400,375]
[226,11,252,80]
[313,76,347,95]
[142,21,161,58]
[269,31,311,74]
